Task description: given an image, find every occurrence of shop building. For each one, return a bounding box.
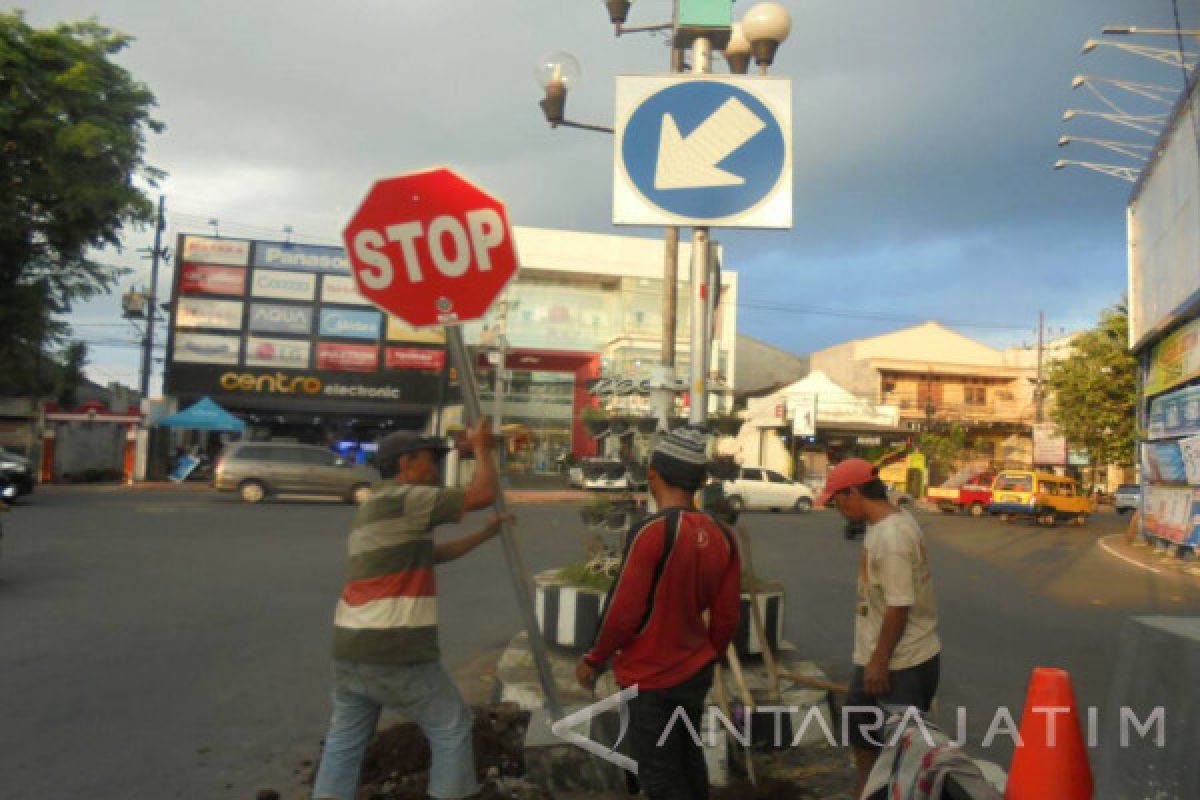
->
[1127,67,1200,553]
[734,370,906,483]
[809,321,1042,466]
[163,227,737,474]
[465,226,737,472]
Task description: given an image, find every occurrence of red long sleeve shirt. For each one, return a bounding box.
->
[585,508,741,690]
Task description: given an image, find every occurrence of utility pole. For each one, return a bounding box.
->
[1035,310,1045,423]
[651,46,683,434]
[139,195,166,398]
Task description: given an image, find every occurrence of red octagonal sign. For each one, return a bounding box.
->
[342,168,518,328]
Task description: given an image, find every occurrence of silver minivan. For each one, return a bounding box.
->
[213,442,380,504]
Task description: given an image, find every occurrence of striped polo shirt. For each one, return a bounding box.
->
[332,483,465,664]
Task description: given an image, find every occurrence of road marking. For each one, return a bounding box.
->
[1098,535,1161,574]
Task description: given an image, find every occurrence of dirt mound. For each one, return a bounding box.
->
[350,704,541,800]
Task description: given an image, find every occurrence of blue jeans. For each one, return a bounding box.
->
[312,660,479,800]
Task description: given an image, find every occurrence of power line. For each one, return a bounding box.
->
[735,299,1032,331]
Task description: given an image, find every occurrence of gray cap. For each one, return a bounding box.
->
[376,432,450,472]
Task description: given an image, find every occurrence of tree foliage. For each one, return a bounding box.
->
[1045,304,1138,466]
[0,12,162,393]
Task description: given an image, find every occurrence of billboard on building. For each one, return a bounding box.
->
[1032,423,1067,467]
[789,393,817,437]
[173,333,241,365]
[175,297,244,330]
[251,269,317,301]
[244,337,311,369]
[1128,73,1200,351]
[165,235,446,413]
[321,274,371,306]
[179,263,246,296]
[248,303,313,335]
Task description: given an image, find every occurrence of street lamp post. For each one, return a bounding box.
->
[741,1,792,75]
[536,1,790,431]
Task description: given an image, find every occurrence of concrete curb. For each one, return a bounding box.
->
[1100,534,1200,579]
[39,482,592,505]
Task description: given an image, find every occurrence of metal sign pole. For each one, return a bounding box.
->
[687,35,714,428]
[445,325,565,721]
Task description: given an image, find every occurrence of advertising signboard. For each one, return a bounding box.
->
[251,269,317,301]
[181,236,250,266]
[321,274,371,306]
[167,234,448,414]
[179,263,246,296]
[1128,81,1200,351]
[789,393,817,437]
[252,241,351,273]
[386,347,446,371]
[248,303,313,335]
[387,316,446,344]
[1032,423,1067,467]
[1179,434,1200,486]
[1144,317,1200,396]
[1143,485,1199,545]
[244,337,311,369]
[173,333,240,364]
[317,342,379,372]
[176,298,244,330]
[319,309,381,340]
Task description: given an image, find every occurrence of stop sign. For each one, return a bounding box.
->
[342,168,518,327]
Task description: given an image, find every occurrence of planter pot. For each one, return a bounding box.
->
[712,417,742,436]
[609,418,630,435]
[635,417,658,434]
[735,583,785,656]
[583,418,609,436]
[579,508,606,526]
[534,570,785,657]
[534,570,609,651]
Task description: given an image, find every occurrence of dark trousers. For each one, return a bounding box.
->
[626,662,714,800]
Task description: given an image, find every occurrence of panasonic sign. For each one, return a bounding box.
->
[252,242,350,274]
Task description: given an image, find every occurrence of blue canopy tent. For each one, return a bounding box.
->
[158,397,246,433]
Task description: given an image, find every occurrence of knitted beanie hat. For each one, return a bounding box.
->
[649,426,710,491]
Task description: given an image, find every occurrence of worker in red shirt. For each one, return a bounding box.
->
[576,427,741,800]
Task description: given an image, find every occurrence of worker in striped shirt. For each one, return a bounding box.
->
[312,421,503,800]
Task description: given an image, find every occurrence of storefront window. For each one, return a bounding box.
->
[480,370,574,475]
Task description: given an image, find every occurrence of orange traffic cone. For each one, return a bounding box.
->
[1005,667,1093,799]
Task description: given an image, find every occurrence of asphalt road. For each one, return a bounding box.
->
[2,487,1197,799]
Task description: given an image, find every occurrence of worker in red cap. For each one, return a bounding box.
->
[820,458,942,797]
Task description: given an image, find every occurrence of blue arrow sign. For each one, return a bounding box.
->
[617,79,788,225]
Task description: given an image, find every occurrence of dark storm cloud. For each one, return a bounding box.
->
[25,0,1195,382]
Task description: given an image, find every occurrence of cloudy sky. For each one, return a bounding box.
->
[26,0,1198,391]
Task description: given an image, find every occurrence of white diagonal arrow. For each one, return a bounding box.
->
[654,97,766,190]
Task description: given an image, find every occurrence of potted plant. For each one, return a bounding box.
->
[711,411,743,436]
[581,406,610,436]
[635,416,658,434]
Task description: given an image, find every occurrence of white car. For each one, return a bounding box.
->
[723,467,815,512]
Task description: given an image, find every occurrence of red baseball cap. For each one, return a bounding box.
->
[818,458,877,505]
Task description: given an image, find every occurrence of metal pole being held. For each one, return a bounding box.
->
[445,326,564,721]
